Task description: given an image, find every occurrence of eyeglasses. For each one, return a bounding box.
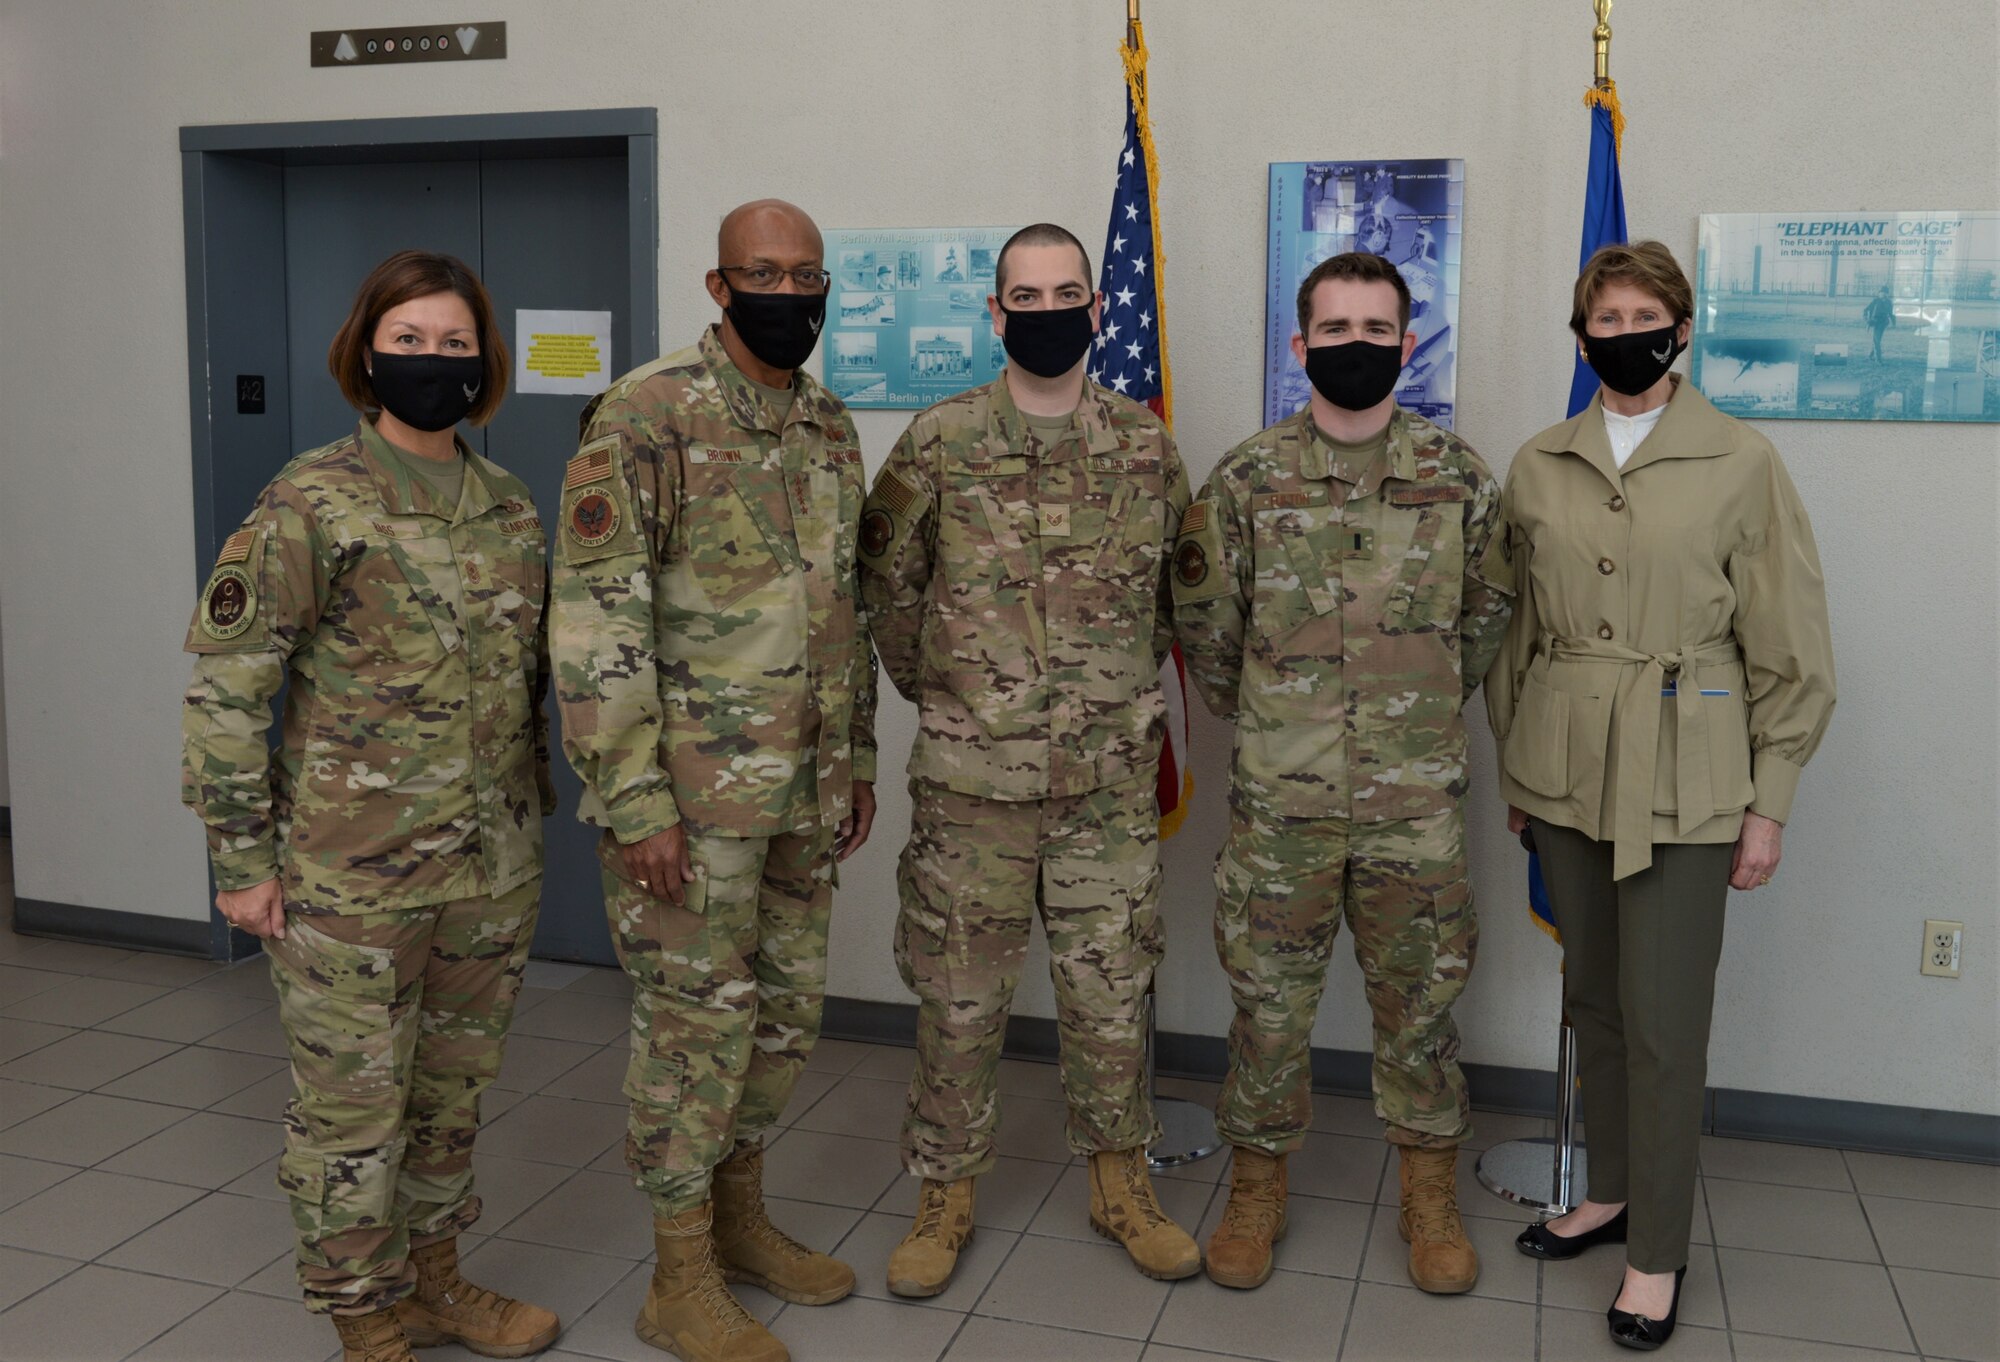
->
[717,265,831,294]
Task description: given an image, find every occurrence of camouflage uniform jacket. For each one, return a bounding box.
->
[1172,406,1513,823]
[859,378,1190,802]
[181,420,553,911]
[550,326,878,842]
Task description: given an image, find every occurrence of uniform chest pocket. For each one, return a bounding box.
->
[679,470,791,610]
[1251,504,1341,640]
[1084,478,1166,595]
[343,534,462,679]
[1384,500,1465,628]
[485,533,547,653]
[937,478,1020,606]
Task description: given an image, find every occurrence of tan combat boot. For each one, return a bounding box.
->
[886,1177,975,1298]
[638,1205,788,1362]
[1205,1147,1288,1289]
[395,1236,560,1357]
[1087,1146,1201,1280]
[1398,1146,1480,1294]
[332,1307,417,1362]
[712,1142,855,1305]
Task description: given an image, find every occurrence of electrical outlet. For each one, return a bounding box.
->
[1921,920,1963,978]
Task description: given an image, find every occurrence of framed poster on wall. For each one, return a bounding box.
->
[818,226,1018,409]
[1693,211,1999,422]
[1264,158,1463,429]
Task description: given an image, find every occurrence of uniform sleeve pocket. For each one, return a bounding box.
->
[1503,673,1573,797]
[683,473,789,610]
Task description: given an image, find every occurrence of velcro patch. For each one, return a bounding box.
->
[688,445,745,464]
[565,438,616,489]
[1178,502,1209,536]
[1340,527,1376,559]
[370,519,426,540]
[568,491,619,547]
[1039,503,1072,537]
[1255,491,1320,510]
[1090,455,1160,473]
[215,529,256,565]
[200,565,257,640]
[875,471,917,518]
[825,447,863,466]
[1388,483,1470,506]
[499,515,542,535]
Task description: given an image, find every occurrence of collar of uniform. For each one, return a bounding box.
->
[1298,405,1415,497]
[355,418,486,521]
[698,324,826,440]
[986,372,1110,463]
[1539,376,1733,487]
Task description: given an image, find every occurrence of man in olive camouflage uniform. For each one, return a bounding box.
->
[860,224,1200,1296]
[182,412,559,1357]
[1173,253,1514,1294]
[550,199,875,1362]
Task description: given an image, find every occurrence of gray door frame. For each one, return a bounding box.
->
[176,108,658,960]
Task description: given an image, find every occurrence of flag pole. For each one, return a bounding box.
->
[1476,1,1617,1216]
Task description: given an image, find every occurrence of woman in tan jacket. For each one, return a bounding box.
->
[1486,241,1835,1351]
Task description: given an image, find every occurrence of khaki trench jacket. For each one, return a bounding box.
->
[1485,380,1835,880]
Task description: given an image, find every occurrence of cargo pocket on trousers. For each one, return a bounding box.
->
[1419,878,1476,1025]
[1211,846,1263,990]
[894,857,954,1003]
[277,1135,404,1252]
[626,1033,690,1113]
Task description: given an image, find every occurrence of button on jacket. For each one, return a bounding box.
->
[1485,380,1836,880]
[182,420,553,911]
[858,378,1190,802]
[550,326,879,842]
[1172,406,1514,822]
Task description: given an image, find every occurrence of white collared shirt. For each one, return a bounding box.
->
[1604,403,1666,469]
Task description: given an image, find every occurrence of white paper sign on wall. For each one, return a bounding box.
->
[515,309,613,397]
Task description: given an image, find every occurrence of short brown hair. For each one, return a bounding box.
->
[995,223,1093,296]
[1570,240,1693,338]
[1296,253,1411,333]
[328,251,509,425]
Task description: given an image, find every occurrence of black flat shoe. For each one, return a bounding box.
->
[1514,1207,1629,1260]
[1608,1266,1686,1351]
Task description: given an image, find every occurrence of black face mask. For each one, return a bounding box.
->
[1582,324,1685,397]
[1302,339,1404,411]
[368,350,483,432]
[725,289,826,371]
[1001,303,1096,379]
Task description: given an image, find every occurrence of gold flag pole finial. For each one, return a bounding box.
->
[1593,0,1613,87]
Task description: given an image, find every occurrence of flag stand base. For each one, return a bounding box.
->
[1149,1097,1224,1170]
[1476,1139,1590,1216]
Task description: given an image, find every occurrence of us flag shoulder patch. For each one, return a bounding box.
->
[215,529,257,565]
[565,439,616,490]
[1178,502,1208,536]
[874,472,916,518]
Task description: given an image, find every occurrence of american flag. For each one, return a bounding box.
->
[1093,21,1191,836]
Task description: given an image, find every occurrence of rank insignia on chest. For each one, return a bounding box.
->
[200,564,258,640]
[1341,527,1375,559]
[1038,502,1071,537]
[1174,539,1209,587]
[568,490,620,547]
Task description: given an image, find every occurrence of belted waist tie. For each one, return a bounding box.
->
[1544,635,1743,880]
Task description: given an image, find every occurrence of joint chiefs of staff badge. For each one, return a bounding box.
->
[568,490,619,548]
[1173,539,1208,589]
[201,565,258,640]
[860,508,895,559]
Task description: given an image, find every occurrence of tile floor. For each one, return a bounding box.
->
[0,838,1995,1361]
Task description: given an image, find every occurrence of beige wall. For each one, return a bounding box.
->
[0,0,1994,1116]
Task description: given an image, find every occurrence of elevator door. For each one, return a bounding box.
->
[184,113,656,964]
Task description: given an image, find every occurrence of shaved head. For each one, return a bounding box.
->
[717,199,822,266]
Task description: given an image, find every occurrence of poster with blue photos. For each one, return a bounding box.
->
[1263,159,1464,429]
[1692,211,2000,422]
[818,226,1019,409]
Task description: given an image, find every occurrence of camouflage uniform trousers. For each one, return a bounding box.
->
[600,822,836,1216]
[1213,804,1477,1154]
[896,776,1164,1182]
[267,879,540,1315]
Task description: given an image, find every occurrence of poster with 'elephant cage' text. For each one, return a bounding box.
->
[1693,211,2000,422]
[1264,159,1464,429]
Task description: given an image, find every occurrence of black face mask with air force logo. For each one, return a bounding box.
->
[368,350,485,432]
[1581,324,1686,397]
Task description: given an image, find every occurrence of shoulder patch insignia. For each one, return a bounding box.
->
[1173,539,1209,588]
[565,438,616,490]
[200,565,258,640]
[215,529,257,565]
[860,508,895,558]
[568,491,619,547]
[1178,502,1209,537]
[875,471,916,518]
